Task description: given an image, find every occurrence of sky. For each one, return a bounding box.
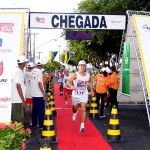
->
[0,0,82,63]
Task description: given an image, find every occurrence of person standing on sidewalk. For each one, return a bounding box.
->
[67,60,94,132]
[109,66,120,111]
[63,69,72,106]
[94,67,110,118]
[30,60,46,129]
[11,56,29,123]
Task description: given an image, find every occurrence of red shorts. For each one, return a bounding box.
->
[63,88,72,95]
[26,98,32,104]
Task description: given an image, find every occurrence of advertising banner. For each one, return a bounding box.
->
[122,42,130,95]
[30,13,126,30]
[0,12,25,123]
[133,15,150,97]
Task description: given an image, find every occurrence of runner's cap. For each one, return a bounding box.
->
[78,60,86,65]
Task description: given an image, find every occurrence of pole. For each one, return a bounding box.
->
[31,33,39,63]
[36,52,43,59]
[58,45,61,63]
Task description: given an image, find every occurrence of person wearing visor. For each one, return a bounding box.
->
[67,60,94,132]
[11,55,29,123]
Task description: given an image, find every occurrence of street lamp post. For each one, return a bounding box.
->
[58,45,61,63]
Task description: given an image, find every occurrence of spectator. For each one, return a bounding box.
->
[30,60,46,129]
[11,56,29,123]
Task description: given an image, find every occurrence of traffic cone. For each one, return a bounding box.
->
[107,105,122,142]
[49,95,57,117]
[41,106,58,143]
[40,139,52,150]
[88,96,99,119]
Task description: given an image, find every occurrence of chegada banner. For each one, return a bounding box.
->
[133,15,150,97]
[0,12,25,123]
[30,13,126,30]
[122,42,130,95]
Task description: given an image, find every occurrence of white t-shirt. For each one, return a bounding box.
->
[30,68,44,97]
[63,74,71,89]
[72,72,90,97]
[24,71,32,98]
[11,68,26,103]
[58,72,63,83]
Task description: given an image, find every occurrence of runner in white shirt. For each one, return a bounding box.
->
[11,55,29,123]
[24,62,34,125]
[30,60,46,129]
[58,66,64,96]
[67,60,94,132]
[63,69,72,106]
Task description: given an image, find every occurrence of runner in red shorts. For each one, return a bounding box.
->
[25,62,34,125]
[63,69,72,105]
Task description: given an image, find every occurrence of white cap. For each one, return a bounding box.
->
[36,59,43,65]
[101,67,107,72]
[78,60,86,65]
[17,56,29,64]
[106,67,111,73]
[27,62,34,68]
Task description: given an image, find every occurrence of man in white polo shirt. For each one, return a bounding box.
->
[30,60,46,129]
[11,55,29,123]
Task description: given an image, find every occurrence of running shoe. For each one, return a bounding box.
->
[80,127,86,132]
[100,114,106,118]
[72,111,78,121]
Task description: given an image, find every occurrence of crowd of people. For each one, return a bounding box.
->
[11,56,120,133]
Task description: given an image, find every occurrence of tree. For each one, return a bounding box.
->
[66,0,150,68]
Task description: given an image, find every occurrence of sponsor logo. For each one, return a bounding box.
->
[142,24,150,32]
[35,17,45,23]
[0,49,12,53]
[0,23,14,33]
[0,97,11,102]
[0,38,2,47]
[0,61,4,76]
[111,20,122,24]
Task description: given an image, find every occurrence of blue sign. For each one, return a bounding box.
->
[0,38,2,47]
[66,31,92,40]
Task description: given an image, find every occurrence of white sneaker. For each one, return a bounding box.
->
[80,126,86,132]
[72,111,78,121]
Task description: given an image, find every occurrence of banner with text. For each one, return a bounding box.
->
[133,15,150,97]
[0,12,25,123]
[122,42,130,95]
[30,13,126,30]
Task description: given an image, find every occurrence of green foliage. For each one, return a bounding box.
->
[64,0,150,68]
[0,122,31,150]
[43,61,61,71]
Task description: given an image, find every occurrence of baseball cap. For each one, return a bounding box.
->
[101,67,107,72]
[106,67,111,73]
[27,62,34,68]
[17,56,29,64]
[78,60,86,65]
[36,59,43,66]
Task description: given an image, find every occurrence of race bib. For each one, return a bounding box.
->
[74,89,86,95]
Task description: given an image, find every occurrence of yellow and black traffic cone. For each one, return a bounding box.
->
[107,105,123,142]
[40,139,52,150]
[88,96,99,119]
[49,95,57,117]
[41,106,58,143]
